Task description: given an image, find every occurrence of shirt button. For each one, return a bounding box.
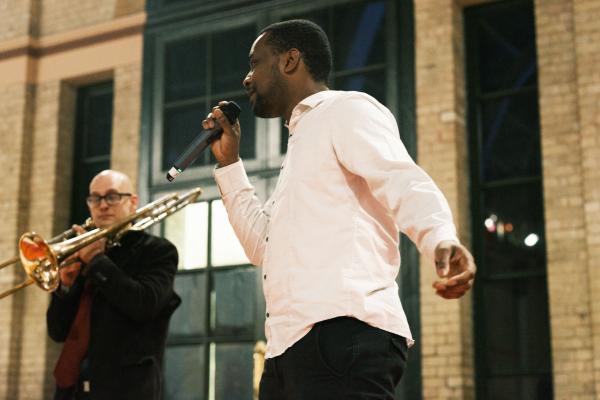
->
[263,274,267,280]
[266,236,269,242]
[280,165,284,170]
[266,312,270,318]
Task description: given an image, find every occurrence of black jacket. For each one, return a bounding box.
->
[47,230,180,400]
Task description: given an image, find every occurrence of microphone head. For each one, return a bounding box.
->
[220,101,241,124]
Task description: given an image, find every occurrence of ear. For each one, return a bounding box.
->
[281,48,302,74]
[130,194,139,212]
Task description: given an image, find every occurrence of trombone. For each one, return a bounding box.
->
[0,187,202,299]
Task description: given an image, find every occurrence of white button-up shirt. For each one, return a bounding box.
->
[214,90,459,358]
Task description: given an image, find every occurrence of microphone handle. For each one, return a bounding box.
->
[166,101,241,182]
[166,127,222,182]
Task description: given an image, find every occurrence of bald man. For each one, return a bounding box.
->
[47,170,181,400]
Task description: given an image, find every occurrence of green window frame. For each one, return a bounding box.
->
[465,1,553,398]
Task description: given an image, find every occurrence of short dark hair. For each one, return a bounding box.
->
[260,19,332,83]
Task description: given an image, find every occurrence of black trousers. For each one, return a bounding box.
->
[259,317,408,400]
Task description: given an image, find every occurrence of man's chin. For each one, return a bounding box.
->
[253,105,278,119]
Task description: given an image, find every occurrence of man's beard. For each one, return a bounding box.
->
[252,67,286,118]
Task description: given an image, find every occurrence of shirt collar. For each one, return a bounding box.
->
[286,90,334,131]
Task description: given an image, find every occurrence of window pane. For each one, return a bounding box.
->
[83,88,113,158]
[483,277,552,374]
[231,95,256,160]
[211,25,256,93]
[214,343,254,400]
[163,102,208,171]
[163,201,208,269]
[481,183,545,276]
[334,69,386,104]
[169,273,207,336]
[213,268,257,336]
[210,200,250,266]
[164,345,205,400]
[480,91,541,182]
[165,37,207,102]
[333,1,386,71]
[476,2,537,93]
[284,10,330,39]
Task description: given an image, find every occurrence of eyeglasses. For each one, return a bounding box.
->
[86,192,132,207]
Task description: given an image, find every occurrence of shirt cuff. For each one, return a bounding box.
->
[420,225,460,262]
[213,159,252,197]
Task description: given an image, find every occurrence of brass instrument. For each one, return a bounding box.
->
[0,187,202,299]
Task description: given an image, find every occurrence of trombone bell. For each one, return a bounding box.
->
[19,232,60,292]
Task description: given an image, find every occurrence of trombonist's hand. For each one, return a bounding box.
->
[203,101,241,168]
[72,225,106,266]
[59,253,81,288]
[432,240,476,299]
[58,225,85,288]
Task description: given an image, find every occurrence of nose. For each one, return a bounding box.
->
[243,71,252,89]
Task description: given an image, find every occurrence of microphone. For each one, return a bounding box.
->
[166,101,241,182]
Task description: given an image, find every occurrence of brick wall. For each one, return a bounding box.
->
[0,82,35,399]
[112,63,143,189]
[415,1,475,399]
[535,0,599,398]
[40,0,144,36]
[0,0,33,41]
[573,0,600,397]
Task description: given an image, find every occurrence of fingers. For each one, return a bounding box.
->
[434,240,455,278]
[71,224,85,235]
[432,241,477,300]
[434,282,472,299]
[202,103,237,131]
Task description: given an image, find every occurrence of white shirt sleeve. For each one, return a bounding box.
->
[329,93,459,261]
[213,160,268,266]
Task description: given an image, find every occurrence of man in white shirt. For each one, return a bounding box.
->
[204,19,476,400]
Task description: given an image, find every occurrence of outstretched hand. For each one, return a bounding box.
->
[432,240,476,299]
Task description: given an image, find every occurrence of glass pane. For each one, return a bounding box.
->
[283,10,330,39]
[486,374,553,400]
[163,201,208,269]
[162,102,209,171]
[476,2,537,93]
[213,268,257,336]
[333,1,386,71]
[165,37,207,102]
[481,183,545,276]
[211,25,256,93]
[334,69,386,104]
[83,89,112,158]
[211,200,250,266]
[169,273,207,336]
[280,119,289,154]
[164,344,205,400]
[232,95,256,160]
[480,91,541,182]
[483,277,552,374]
[214,343,254,400]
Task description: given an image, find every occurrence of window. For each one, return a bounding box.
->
[161,195,265,400]
[465,1,553,399]
[70,81,113,225]
[160,25,256,171]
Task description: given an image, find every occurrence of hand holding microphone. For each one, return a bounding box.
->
[166,101,241,182]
